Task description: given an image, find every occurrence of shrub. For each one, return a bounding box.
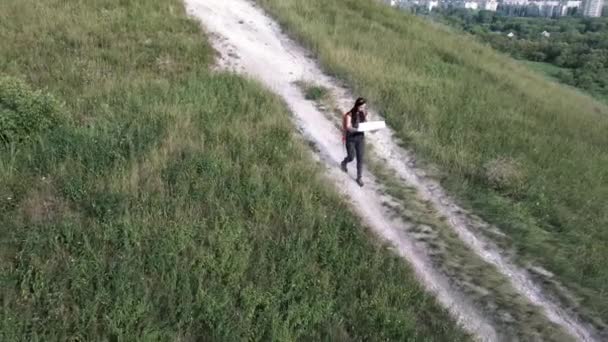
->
[484,157,527,195]
[0,76,62,144]
[302,83,329,102]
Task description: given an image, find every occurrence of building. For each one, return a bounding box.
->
[499,0,582,16]
[482,0,500,10]
[464,1,480,9]
[536,1,562,16]
[384,0,403,6]
[384,0,582,15]
[582,0,604,16]
[559,1,583,15]
[424,0,441,11]
[566,1,584,12]
[502,0,529,5]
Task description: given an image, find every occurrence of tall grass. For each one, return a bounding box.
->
[257,0,608,322]
[0,0,467,340]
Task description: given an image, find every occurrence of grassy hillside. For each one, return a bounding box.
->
[522,61,608,104]
[523,61,567,81]
[0,0,468,340]
[428,10,608,103]
[257,0,608,323]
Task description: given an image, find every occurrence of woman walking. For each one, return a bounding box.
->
[341,97,368,187]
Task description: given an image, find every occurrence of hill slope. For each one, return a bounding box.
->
[257,0,608,328]
[0,0,467,340]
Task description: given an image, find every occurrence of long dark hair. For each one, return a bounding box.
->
[350,97,367,126]
[351,97,366,112]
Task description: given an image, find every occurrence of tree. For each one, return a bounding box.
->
[557,70,575,85]
[477,10,495,24]
[433,10,608,100]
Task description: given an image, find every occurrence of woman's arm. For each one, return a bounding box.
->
[345,114,358,133]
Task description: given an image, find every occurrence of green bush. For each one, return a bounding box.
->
[0,76,62,144]
[304,84,329,101]
[484,157,527,196]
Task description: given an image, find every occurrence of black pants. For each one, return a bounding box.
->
[343,134,364,179]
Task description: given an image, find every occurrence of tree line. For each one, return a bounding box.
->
[427,9,608,101]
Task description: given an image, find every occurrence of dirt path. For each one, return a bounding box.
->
[184,1,599,341]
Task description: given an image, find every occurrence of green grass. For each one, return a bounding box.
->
[522,61,608,104]
[0,0,468,340]
[522,61,566,81]
[298,83,571,340]
[305,86,329,102]
[296,81,331,102]
[256,0,608,324]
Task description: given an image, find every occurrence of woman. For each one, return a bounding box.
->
[341,97,368,187]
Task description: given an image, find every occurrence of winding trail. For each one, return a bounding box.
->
[184,1,600,341]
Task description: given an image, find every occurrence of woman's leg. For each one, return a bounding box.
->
[341,138,356,171]
[355,136,364,181]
